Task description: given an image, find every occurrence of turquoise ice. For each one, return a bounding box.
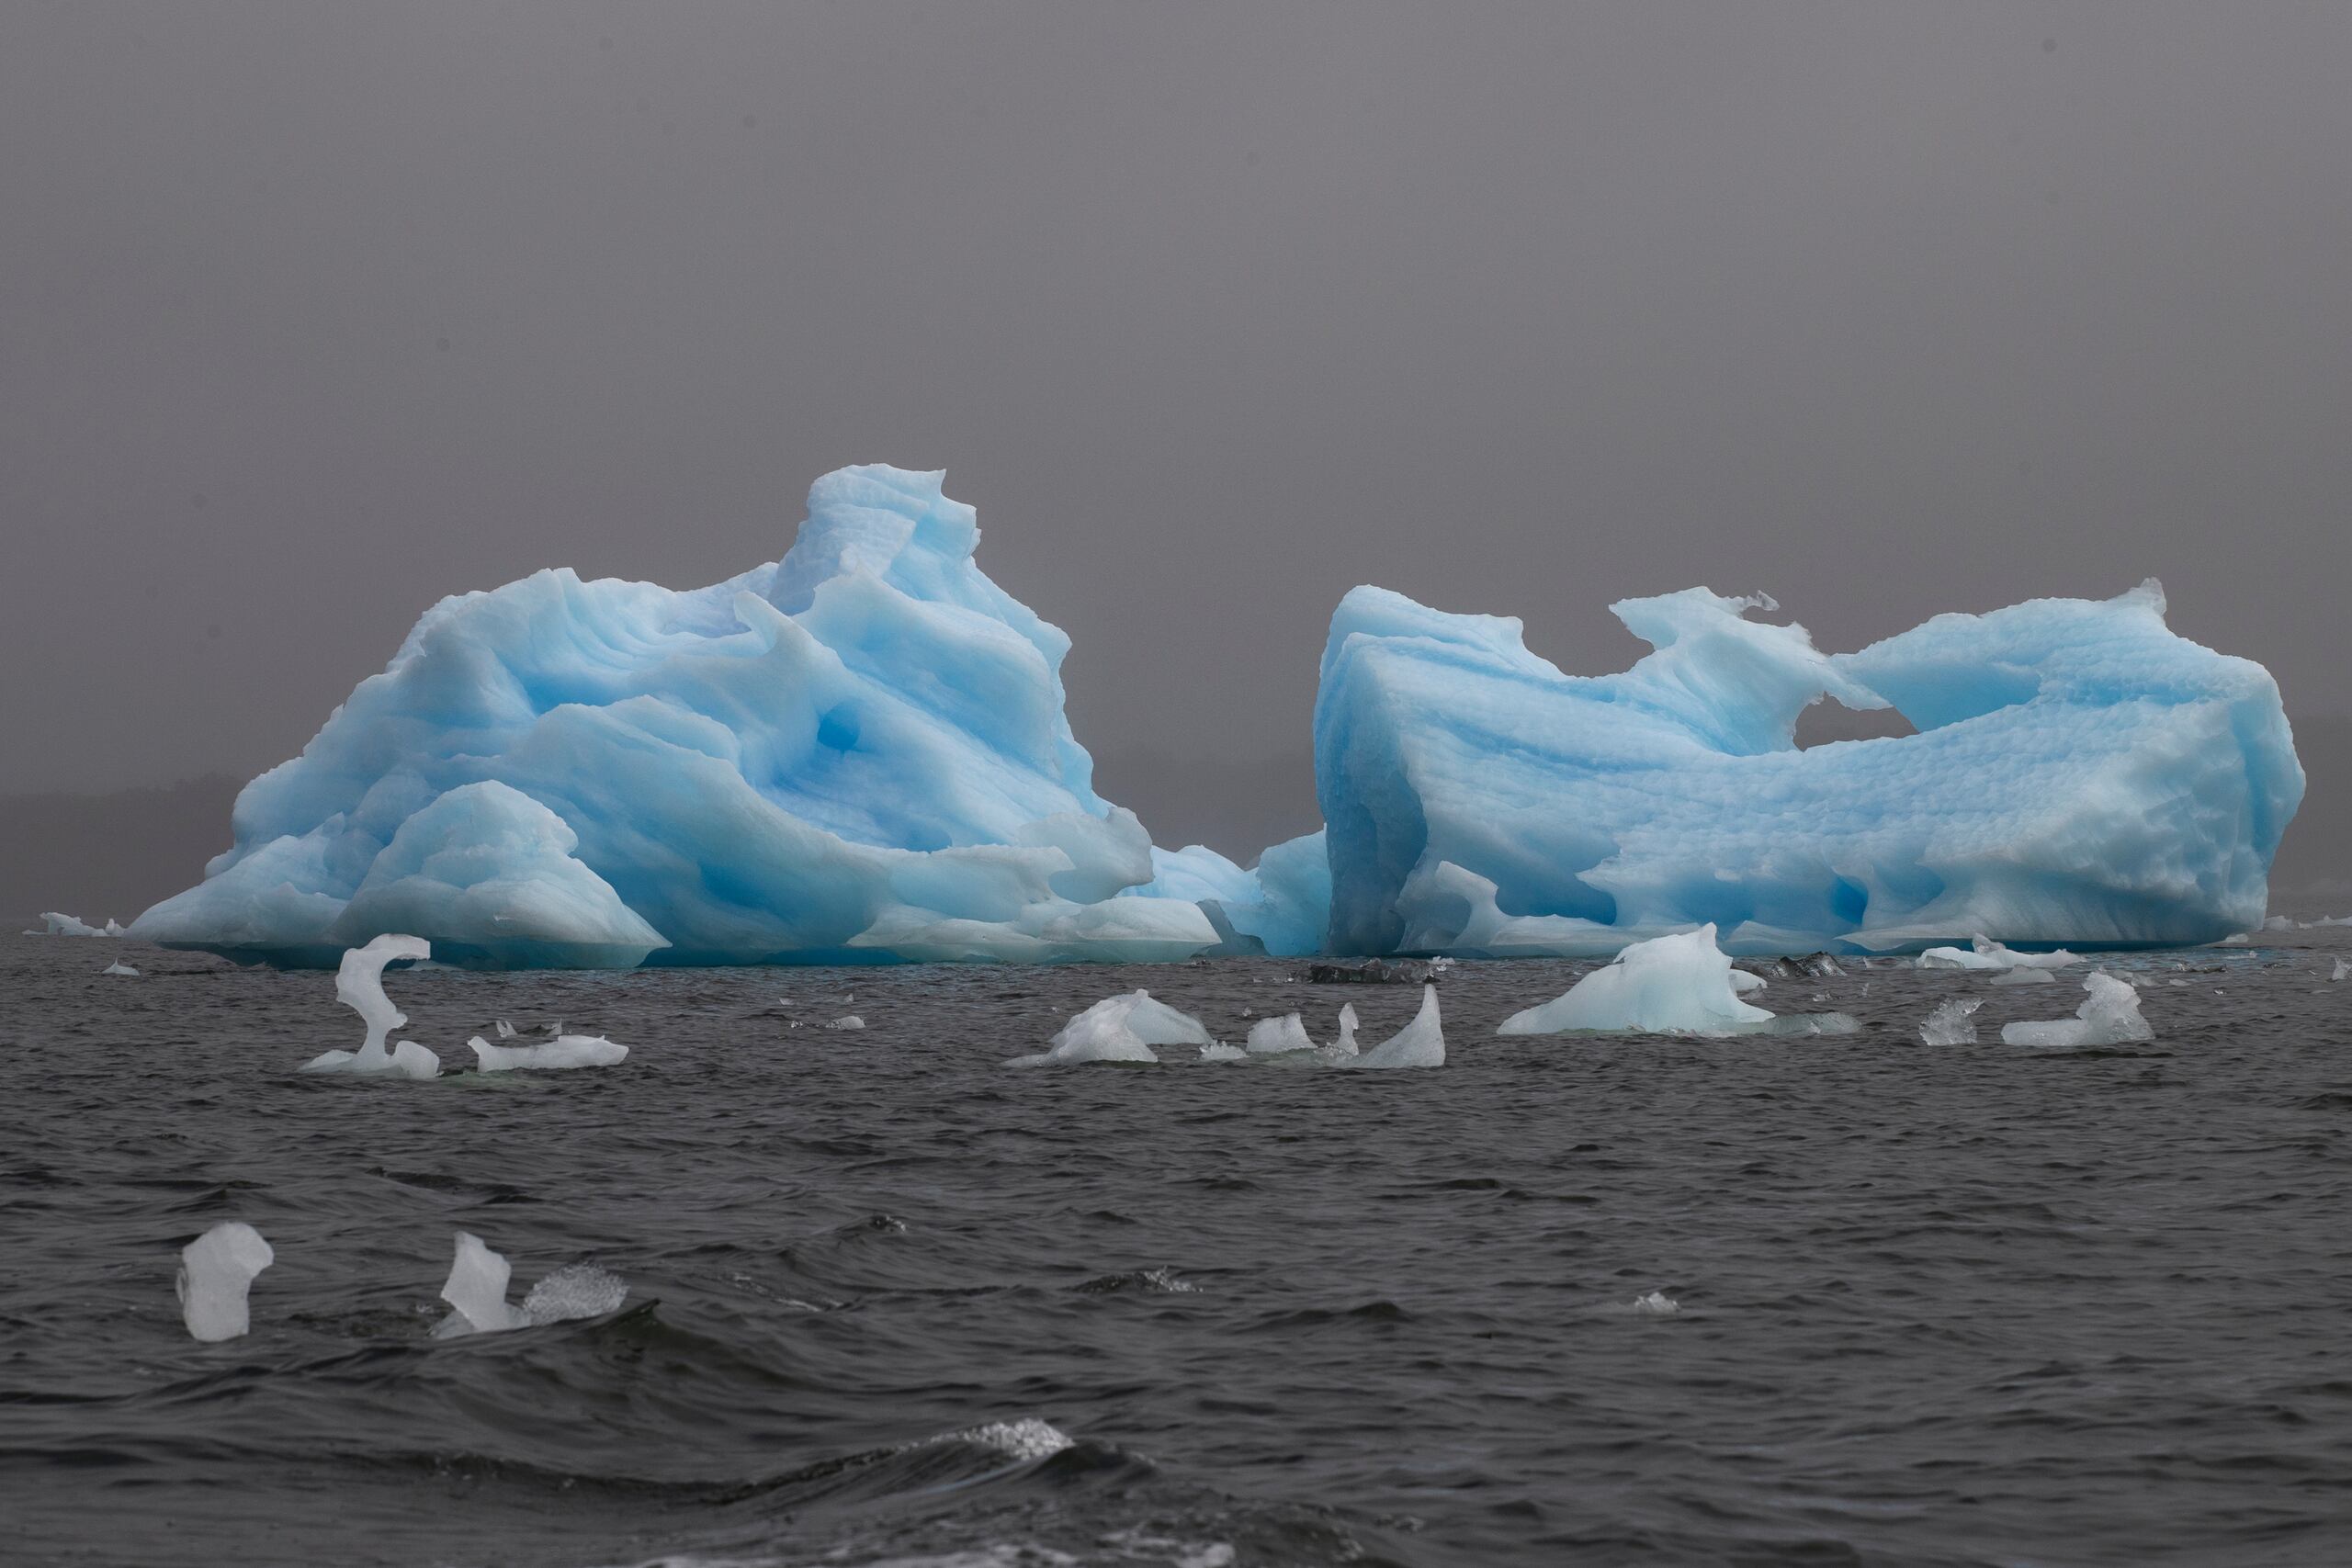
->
[1313,580,2300,955]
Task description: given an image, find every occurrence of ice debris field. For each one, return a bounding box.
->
[118,463,2301,969]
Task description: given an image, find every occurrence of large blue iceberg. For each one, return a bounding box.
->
[1314,580,2301,955]
[135,467,1229,966]
[135,458,2301,968]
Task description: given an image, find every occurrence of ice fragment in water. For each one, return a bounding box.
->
[1918,998,1984,1045]
[1245,1013,1315,1055]
[177,1221,275,1342]
[300,935,440,1077]
[436,1231,527,1336]
[1009,989,1215,1066]
[1917,935,2082,971]
[1340,985,1444,1069]
[466,1033,628,1071]
[492,1020,517,1039]
[1631,1291,1679,1314]
[1314,580,2299,956]
[1498,926,1775,1036]
[39,911,115,937]
[2332,958,2350,982]
[1988,965,2056,986]
[102,960,140,976]
[1197,1042,1248,1062]
[824,1015,865,1031]
[2001,971,2154,1048]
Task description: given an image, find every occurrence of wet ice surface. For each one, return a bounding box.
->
[6,924,2352,1567]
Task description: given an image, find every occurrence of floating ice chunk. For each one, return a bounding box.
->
[1989,966,2057,986]
[1317,1002,1362,1063]
[433,1234,628,1336]
[2001,971,2154,1048]
[1246,1013,1315,1055]
[102,961,140,976]
[1630,1291,1680,1315]
[2309,914,2352,928]
[435,1232,528,1336]
[466,1033,628,1071]
[300,934,440,1077]
[1918,935,2081,971]
[519,1262,628,1324]
[1197,1042,1248,1062]
[39,911,112,937]
[824,1015,865,1032]
[493,1019,517,1039]
[2263,915,2295,931]
[1498,926,1775,1036]
[1315,581,2299,957]
[2331,957,2350,982]
[1009,989,1215,1066]
[1340,985,1444,1069]
[2219,933,2251,945]
[177,1221,275,1342]
[1917,998,1984,1045]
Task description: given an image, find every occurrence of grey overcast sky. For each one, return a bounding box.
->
[4,2,2348,805]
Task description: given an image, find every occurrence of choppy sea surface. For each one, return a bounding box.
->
[6,919,2352,1568]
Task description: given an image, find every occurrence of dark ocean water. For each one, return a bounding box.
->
[6,924,2352,1568]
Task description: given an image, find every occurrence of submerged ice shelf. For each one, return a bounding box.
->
[129,457,2301,967]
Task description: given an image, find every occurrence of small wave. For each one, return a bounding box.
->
[943,1419,1074,1463]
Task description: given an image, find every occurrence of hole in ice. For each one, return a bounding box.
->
[1792,698,1917,750]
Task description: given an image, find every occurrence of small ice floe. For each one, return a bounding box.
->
[1917,998,1984,1045]
[1917,935,2082,972]
[1500,926,1776,1036]
[1630,1291,1679,1315]
[37,911,118,938]
[102,960,140,977]
[2331,958,2350,983]
[177,1221,274,1342]
[492,1020,517,1039]
[466,1033,628,1071]
[300,934,439,1078]
[1197,1042,1248,1062]
[2219,933,2251,945]
[2001,971,2154,1048]
[824,1015,865,1031]
[1009,990,1216,1066]
[2307,914,2352,928]
[1988,966,2056,987]
[2263,915,2295,931]
[1339,984,1444,1069]
[434,1231,627,1337]
[1245,1013,1315,1055]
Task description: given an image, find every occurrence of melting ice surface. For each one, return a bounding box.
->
[177,1222,274,1343]
[2000,972,2155,1048]
[131,467,1229,969]
[1498,926,1776,1036]
[1315,579,2300,957]
[300,934,440,1078]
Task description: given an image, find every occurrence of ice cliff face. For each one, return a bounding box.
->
[1314,580,2301,956]
[134,467,1220,966]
